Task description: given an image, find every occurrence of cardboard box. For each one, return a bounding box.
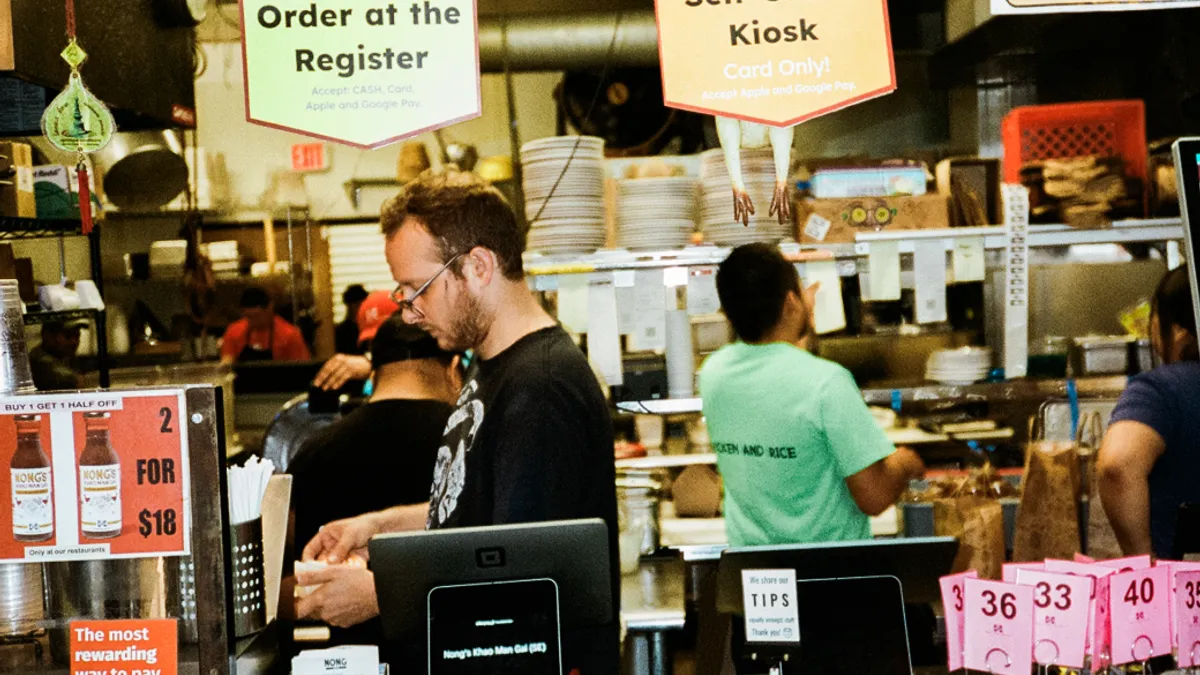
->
[935,157,1001,226]
[0,142,35,218]
[795,194,952,244]
[33,165,100,219]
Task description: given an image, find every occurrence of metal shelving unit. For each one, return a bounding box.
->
[615,376,1131,416]
[0,216,83,240]
[523,218,1185,275]
[22,308,101,326]
[0,216,109,387]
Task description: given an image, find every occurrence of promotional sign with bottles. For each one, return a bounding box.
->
[0,390,191,562]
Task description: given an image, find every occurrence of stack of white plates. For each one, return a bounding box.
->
[698,148,790,247]
[925,347,993,384]
[615,177,697,251]
[521,136,607,255]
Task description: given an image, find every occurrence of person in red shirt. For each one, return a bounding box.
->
[220,287,312,363]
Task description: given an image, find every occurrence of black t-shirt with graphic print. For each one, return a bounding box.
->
[425,325,619,673]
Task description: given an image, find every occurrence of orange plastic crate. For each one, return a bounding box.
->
[1001,100,1147,184]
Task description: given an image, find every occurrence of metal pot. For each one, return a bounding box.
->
[44,558,168,664]
[92,130,189,210]
[0,563,44,637]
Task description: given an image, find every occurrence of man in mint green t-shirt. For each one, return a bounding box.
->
[699,244,925,547]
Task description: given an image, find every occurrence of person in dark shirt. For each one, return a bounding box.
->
[1099,265,1200,557]
[291,314,460,644]
[334,284,370,355]
[297,171,618,673]
[29,320,84,390]
[291,314,461,552]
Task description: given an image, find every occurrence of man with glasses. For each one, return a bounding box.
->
[296,171,618,671]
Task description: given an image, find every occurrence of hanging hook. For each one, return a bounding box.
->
[985,647,1012,673]
[1132,635,1154,664]
[1035,639,1061,670]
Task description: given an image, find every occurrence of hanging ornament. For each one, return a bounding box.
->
[40,0,114,233]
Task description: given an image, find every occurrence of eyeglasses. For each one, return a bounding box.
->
[390,253,464,320]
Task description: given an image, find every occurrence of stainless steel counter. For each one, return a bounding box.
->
[622,557,687,675]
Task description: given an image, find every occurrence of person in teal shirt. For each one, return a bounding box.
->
[698,244,925,547]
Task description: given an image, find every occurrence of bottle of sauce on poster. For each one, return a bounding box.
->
[11,414,53,542]
[79,411,121,539]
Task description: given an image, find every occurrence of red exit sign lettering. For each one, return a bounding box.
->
[291,143,327,173]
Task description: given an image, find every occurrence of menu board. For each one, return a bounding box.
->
[238,0,481,148]
[992,0,1200,14]
[0,390,191,563]
[653,0,895,125]
[1171,142,1200,335]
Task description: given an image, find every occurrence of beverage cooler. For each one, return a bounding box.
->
[0,386,267,675]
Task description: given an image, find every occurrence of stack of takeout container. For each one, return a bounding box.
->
[521,136,607,255]
[615,177,697,251]
[925,347,992,384]
[698,148,789,247]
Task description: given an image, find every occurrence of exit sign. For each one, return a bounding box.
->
[291,143,327,172]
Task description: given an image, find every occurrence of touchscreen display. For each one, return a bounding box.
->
[1174,144,1200,327]
[428,578,562,675]
[733,575,911,675]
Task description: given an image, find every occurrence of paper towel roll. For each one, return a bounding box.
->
[665,308,695,399]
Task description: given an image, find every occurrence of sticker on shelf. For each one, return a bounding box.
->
[663,266,689,288]
[616,286,636,336]
[613,270,637,288]
[686,267,720,316]
[556,275,589,334]
[913,240,947,324]
[953,237,986,283]
[632,269,667,351]
[15,166,32,193]
[866,241,901,302]
[588,278,624,387]
[804,260,846,334]
[803,213,832,242]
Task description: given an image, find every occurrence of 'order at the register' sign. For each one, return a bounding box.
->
[742,569,800,643]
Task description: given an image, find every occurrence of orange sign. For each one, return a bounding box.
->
[70,618,178,675]
[0,391,190,563]
[654,0,896,126]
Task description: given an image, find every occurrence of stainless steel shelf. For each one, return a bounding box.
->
[0,216,82,239]
[616,376,1132,415]
[525,219,1183,275]
[23,308,101,326]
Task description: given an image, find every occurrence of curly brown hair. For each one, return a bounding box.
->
[380,171,526,280]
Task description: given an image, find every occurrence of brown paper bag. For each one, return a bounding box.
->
[672,464,723,518]
[1077,411,1123,559]
[1013,438,1081,562]
[935,496,1006,580]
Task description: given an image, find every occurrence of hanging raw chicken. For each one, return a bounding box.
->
[715,116,795,227]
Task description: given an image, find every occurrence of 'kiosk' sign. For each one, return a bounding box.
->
[239,0,481,148]
[653,0,896,125]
